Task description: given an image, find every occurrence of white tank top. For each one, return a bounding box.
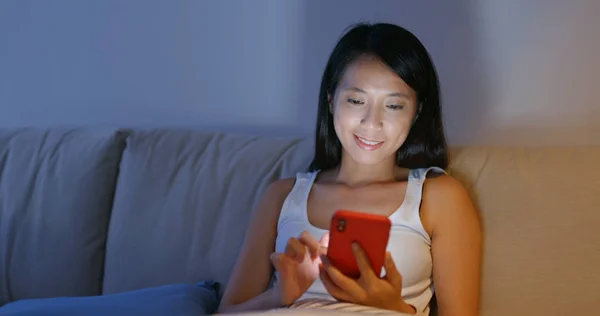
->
[274,167,444,315]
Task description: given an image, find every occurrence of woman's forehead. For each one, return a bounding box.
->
[337,57,415,98]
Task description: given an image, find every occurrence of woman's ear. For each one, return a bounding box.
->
[327,93,333,113]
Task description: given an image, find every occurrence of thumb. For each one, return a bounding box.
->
[383,252,403,290]
[319,232,329,247]
[318,232,329,255]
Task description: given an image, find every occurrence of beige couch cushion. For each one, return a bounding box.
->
[448,146,600,316]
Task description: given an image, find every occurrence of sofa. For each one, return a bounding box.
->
[0,127,598,315]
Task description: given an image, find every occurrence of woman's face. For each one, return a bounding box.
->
[331,55,419,166]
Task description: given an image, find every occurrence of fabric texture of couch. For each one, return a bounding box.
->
[0,127,598,315]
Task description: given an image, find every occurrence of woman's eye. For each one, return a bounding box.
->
[387,104,405,110]
[346,98,364,105]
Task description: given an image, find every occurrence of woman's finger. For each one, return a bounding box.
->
[318,232,329,256]
[324,263,365,299]
[298,231,321,259]
[283,238,297,259]
[351,243,376,280]
[319,232,330,247]
[285,238,306,262]
[319,265,355,303]
[382,252,403,290]
[270,253,287,273]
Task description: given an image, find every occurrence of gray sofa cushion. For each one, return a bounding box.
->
[102,129,313,295]
[0,128,126,306]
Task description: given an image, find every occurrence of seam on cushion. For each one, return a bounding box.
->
[98,129,131,295]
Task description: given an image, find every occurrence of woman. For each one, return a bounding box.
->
[218,22,481,315]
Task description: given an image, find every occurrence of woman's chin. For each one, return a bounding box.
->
[346,151,391,166]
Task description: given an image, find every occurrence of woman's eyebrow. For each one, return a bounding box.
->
[344,87,410,99]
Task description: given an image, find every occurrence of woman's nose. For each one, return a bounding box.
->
[360,106,383,129]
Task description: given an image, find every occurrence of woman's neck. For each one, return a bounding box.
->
[333,156,400,188]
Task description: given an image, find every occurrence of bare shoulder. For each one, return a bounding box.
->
[423,173,471,201]
[263,178,295,204]
[421,173,480,236]
[254,177,296,220]
[269,177,296,194]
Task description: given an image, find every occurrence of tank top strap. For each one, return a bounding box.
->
[404,167,446,212]
[390,167,447,245]
[279,171,319,220]
[409,166,447,183]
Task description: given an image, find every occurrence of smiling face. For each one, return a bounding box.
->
[330,55,419,167]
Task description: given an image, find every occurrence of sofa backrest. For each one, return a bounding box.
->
[104,130,600,316]
[1,127,598,316]
[447,146,600,316]
[0,128,126,306]
[101,129,313,295]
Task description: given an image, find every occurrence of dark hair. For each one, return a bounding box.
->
[308,22,448,171]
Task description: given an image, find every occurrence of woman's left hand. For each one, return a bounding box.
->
[319,243,416,314]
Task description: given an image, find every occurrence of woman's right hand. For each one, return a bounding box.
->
[270,231,329,306]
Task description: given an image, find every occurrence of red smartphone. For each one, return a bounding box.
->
[326,210,392,279]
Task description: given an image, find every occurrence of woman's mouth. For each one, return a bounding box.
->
[354,135,384,151]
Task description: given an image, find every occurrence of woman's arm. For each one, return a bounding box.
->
[218,179,295,314]
[421,175,482,316]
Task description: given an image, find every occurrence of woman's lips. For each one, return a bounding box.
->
[354,134,384,151]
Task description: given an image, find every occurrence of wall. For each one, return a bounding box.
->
[471,0,600,145]
[0,0,598,145]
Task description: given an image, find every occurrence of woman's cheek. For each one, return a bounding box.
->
[335,106,364,125]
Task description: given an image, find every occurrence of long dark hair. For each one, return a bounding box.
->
[308,23,448,172]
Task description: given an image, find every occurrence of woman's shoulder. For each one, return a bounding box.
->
[265,177,296,200]
[420,172,479,234]
[250,178,298,225]
[421,172,468,198]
